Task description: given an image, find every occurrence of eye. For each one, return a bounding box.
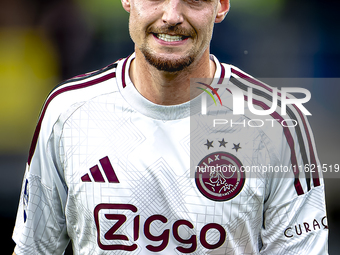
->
[187,0,201,5]
[185,0,212,8]
[187,0,211,4]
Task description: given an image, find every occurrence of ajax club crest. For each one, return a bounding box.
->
[195,152,245,202]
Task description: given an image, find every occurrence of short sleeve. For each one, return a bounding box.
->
[260,113,328,254]
[12,114,70,254]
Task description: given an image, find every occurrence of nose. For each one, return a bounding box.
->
[162,0,184,26]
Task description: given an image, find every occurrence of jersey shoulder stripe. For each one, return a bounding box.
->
[228,65,320,194]
[27,61,119,165]
[56,62,118,89]
[230,67,319,185]
[218,62,226,84]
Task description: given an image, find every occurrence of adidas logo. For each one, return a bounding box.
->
[81,156,119,183]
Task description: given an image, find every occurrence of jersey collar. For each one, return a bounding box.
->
[116,53,230,120]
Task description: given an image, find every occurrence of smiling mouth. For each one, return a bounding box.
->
[155,33,189,42]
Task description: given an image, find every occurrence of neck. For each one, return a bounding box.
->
[129,49,216,105]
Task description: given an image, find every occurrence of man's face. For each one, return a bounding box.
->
[125,0,225,72]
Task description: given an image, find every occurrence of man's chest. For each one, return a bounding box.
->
[60,109,270,253]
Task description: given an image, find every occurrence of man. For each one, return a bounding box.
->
[13,0,328,254]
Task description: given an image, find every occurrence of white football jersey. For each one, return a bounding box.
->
[13,53,328,254]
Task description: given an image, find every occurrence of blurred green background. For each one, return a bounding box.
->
[1,0,339,253]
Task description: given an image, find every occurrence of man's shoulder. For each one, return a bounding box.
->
[44,61,121,116]
[33,60,120,137]
[220,63,266,89]
[219,63,316,171]
[26,59,125,165]
[53,61,119,101]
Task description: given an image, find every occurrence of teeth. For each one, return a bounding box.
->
[157,34,183,42]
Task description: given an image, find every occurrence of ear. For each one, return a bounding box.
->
[121,0,131,13]
[215,0,230,23]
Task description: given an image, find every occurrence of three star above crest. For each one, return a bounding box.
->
[203,139,242,152]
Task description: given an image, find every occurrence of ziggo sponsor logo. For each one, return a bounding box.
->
[94,203,226,252]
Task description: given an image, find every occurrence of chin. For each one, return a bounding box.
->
[142,49,195,73]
